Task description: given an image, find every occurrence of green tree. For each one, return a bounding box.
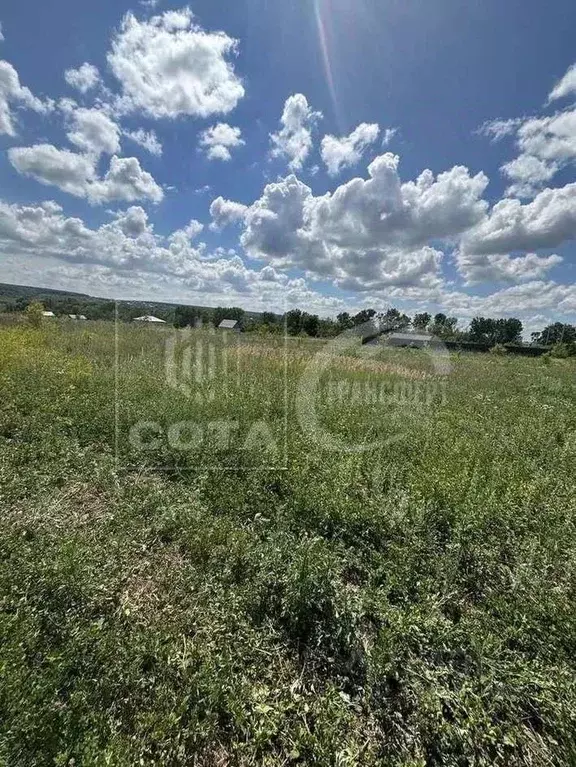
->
[498,318,523,344]
[430,314,458,338]
[318,318,339,337]
[469,317,522,344]
[336,312,354,331]
[352,309,376,326]
[413,312,431,331]
[302,313,320,337]
[26,301,45,328]
[260,312,278,326]
[173,305,201,328]
[379,308,410,331]
[285,309,303,336]
[550,341,576,358]
[469,316,493,343]
[534,323,576,346]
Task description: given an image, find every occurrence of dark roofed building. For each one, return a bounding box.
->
[387,332,432,348]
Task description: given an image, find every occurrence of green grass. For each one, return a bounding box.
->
[0,319,575,765]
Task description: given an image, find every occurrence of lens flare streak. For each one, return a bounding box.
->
[313,0,342,129]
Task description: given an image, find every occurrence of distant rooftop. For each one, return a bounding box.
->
[133,315,166,323]
[218,319,239,329]
[388,332,432,342]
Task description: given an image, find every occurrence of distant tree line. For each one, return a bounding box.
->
[3,290,575,355]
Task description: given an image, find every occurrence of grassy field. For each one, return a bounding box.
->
[1,318,575,766]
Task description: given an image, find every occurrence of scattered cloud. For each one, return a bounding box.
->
[66,107,121,157]
[8,144,163,204]
[199,122,244,161]
[239,154,488,290]
[382,128,397,146]
[0,197,346,315]
[479,62,576,197]
[503,109,576,197]
[548,63,576,103]
[64,63,101,94]
[270,94,322,171]
[321,123,380,176]
[439,280,576,319]
[112,205,151,237]
[179,219,204,240]
[501,154,559,198]
[1,12,575,324]
[478,117,524,141]
[455,251,563,285]
[209,196,248,230]
[107,9,245,119]
[124,128,162,156]
[8,144,97,197]
[90,155,164,204]
[462,182,576,255]
[0,59,53,136]
[0,23,4,42]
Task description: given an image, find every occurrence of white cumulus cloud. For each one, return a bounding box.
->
[501,154,559,198]
[480,63,576,198]
[64,63,101,94]
[0,197,347,316]
[8,144,97,197]
[66,107,121,157]
[456,251,563,285]
[239,153,488,290]
[462,182,576,255]
[321,123,380,176]
[107,9,245,119]
[90,155,164,204]
[199,122,244,161]
[0,59,53,136]
[548,63,576,103]
[502,109,576,197]
[8,144,163,205]
[124,128,162,156]
[270,94,322,171]
[209,196,248,230]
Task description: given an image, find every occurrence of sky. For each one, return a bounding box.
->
[0,0,575,333]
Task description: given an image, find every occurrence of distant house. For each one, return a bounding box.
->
[133,315,167,324]
[68,314,87,320]
[42,311,56,318]
[218,319,240,331]
[387,332,432,349]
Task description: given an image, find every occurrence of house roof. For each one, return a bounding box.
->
[68,314,87,320]
[42,311,55,317]
[218,319,239,329]
[133,315,167,323]
[388,332,432,343]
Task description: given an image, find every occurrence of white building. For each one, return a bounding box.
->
[218,319,240,331]
[42,311,56,318]
[133,315,167,324]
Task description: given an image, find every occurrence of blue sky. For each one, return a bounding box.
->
[0,0,575,332]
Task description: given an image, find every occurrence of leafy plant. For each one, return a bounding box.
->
[25,300,45,328]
